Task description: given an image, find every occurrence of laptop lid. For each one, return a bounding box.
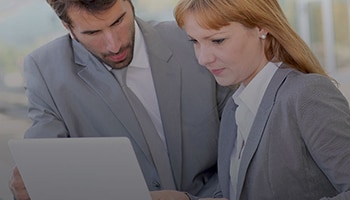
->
[8,137,151,200]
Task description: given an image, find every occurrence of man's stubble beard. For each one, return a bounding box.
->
[70,24,136,70]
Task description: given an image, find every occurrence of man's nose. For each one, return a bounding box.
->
[104,30,121,53]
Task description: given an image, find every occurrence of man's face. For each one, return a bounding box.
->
[66,0,135,69]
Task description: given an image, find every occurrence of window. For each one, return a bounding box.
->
[280,0,350,102]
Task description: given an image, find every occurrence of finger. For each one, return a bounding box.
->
[9,166,31,200]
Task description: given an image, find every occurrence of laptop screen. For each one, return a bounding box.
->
[8,137,152,200]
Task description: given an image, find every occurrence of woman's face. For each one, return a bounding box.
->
[183,14,269,86]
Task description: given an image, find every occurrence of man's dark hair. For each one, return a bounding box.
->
[47,0,131,27]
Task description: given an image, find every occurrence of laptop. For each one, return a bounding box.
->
[8,137,152,200]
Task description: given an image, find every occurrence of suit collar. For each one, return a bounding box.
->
[137,18,183,187]
[136,18,173,62]
[71,18,174,68]
[71,21,156,167]
[236,64,294,198]
[72,18,183,187]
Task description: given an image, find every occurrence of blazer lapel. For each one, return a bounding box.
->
[72,39,153,161]
[236,65,294,198]
[137,18,183,187]
[218,98,238,198]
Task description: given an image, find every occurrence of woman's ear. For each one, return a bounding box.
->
[258,27,268,40]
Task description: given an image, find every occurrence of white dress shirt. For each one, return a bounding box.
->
[107,21,167,149]
[229,62,279,198]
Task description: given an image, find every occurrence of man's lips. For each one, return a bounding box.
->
[106,50,128,62]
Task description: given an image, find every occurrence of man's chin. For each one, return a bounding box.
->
[106,59,132,69]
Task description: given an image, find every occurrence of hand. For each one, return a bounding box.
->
[150,190,190,200]
[9,166,31,200]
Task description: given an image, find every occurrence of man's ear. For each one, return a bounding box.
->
[62,21,75,39]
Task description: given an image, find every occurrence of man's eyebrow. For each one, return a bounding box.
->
[80,12,127,35]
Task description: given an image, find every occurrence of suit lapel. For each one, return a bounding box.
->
[72,18,184,187]
[236,66,294,198]
[72,39,153,161]
[218,98,237,198]
[137,19,183,187]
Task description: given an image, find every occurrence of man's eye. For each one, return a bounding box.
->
[112,13,126,26]
[86,31,99,35]
[212,39,224,44]
[113,18,122,26]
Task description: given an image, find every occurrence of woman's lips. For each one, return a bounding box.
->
[211,68,224,76]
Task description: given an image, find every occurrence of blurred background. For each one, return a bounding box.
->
[0,0,349,199]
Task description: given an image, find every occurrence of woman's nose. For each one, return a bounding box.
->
[196,46,215,66]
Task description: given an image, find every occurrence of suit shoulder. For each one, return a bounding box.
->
[28,34,72,58]
[276,67,341,105]
[283,68,334,90]
[151,20,183,33]
[150,20,190,44]
[24,34,75,76]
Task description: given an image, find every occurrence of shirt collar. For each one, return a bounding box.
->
[232,62,279,116]
[105,21,149,71]
[129,20,149,69]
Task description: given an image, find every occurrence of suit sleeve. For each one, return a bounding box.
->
[216,84,235,119]
[23,54,69,138]
[295,75,350,199]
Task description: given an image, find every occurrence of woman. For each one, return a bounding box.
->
[174,0,350,199]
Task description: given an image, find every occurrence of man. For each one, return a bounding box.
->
[9,0,232,199]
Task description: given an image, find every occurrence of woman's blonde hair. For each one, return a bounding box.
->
[174,0,332,79]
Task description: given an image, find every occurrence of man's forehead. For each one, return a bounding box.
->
[67,1,126,29]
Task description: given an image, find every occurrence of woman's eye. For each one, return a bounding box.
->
[189,39,198,44]
[212,39,225,44]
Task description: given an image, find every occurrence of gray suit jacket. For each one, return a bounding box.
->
[218,65,350,200]
[23,18,232,197]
